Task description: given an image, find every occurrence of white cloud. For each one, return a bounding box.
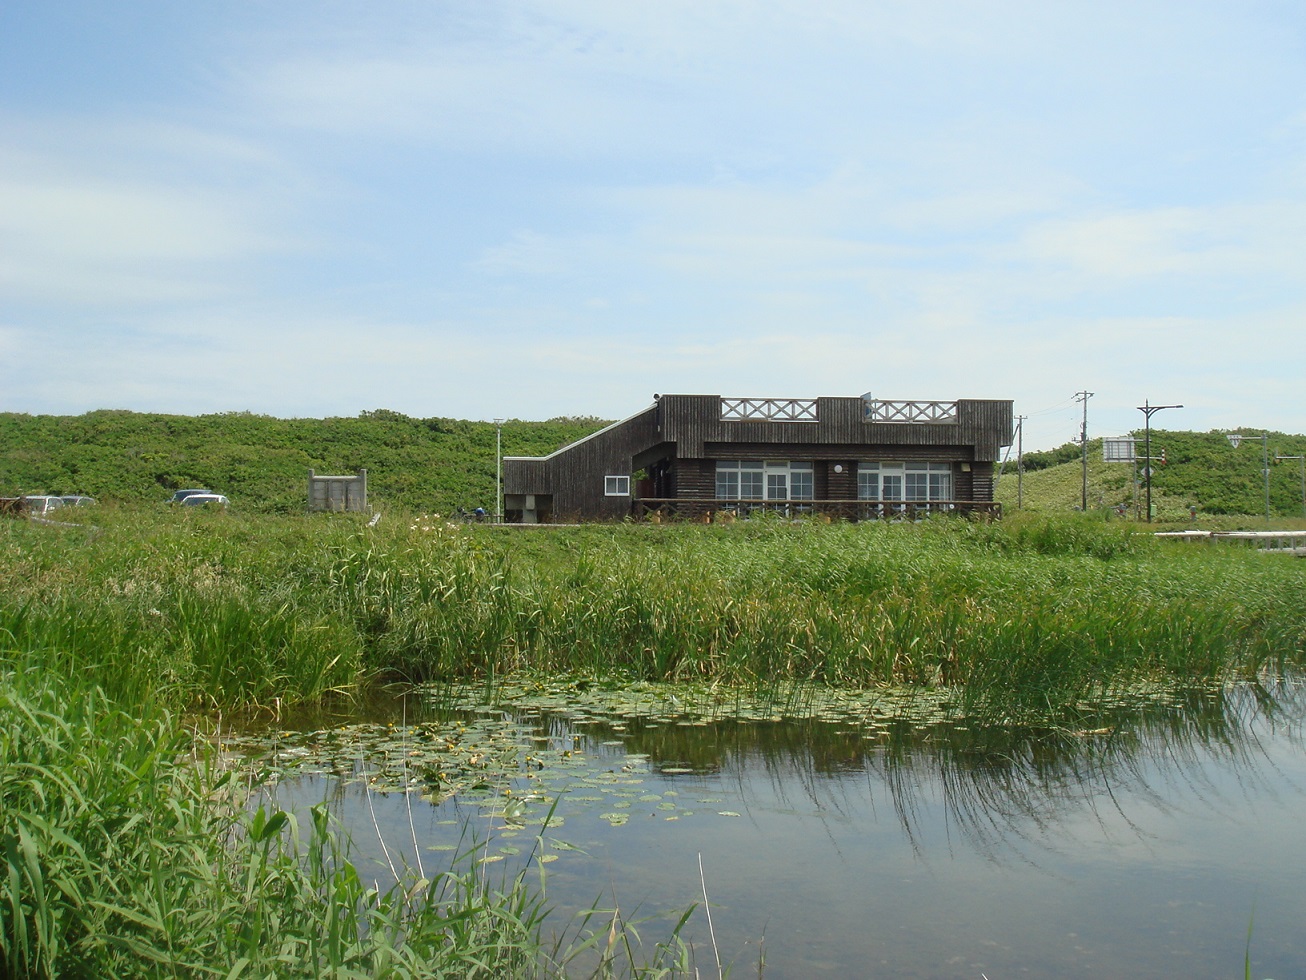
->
[0,176,270,305]
[0,118,304,306]
[4,0,1306,454]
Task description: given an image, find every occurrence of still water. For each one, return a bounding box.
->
[247,679,1306,978]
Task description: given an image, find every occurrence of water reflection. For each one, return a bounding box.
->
[245,676,1306,978]
[514,679,1305,858]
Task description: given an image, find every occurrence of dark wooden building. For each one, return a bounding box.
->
[503,393,1013,523]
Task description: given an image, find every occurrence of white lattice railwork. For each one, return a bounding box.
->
[865,400,958,423]
[720,397,819,422]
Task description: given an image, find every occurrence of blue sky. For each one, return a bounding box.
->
[3,2,1304,451]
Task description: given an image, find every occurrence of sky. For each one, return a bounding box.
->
[2,2,1305,452]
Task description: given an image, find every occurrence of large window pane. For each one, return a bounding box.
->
[791,469,814,500]
[929,469,952,500]
[716,469,739,499]
[858,463,880,500]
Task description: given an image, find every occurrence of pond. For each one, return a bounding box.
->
[224,678,1306,979]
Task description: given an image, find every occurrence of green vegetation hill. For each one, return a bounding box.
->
[5,411,1304,523]
[0,409,609,515]
[996,429,1306,524]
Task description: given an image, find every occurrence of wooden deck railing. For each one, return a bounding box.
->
[864,399,958,424]
[632,498,1001,522]
[720,397,819,422]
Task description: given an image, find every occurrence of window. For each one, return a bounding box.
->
[928,465,953,501]
[860,462,952,502]
[715,462,739,499]
[857,463,879,500]
[767,470,788,500]
[715,460,764,499]
[715,461,807,501]
[605,475,630,496]
[905,467,929,501]
[790,462,814,500]
[881,470,904,501]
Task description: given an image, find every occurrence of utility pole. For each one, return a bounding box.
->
[1075,391,1093,511]
[1015,415,1026,510]
[1138,401,1183,522]
[1227,432,1270,525]
[494,419,504,522]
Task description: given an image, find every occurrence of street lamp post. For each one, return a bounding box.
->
[1137,401,1183,522]
[1274,454,1305,519]
[494,419,504,523]
[1227,432,1270,525]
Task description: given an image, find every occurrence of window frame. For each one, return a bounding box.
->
[860,461,952,502]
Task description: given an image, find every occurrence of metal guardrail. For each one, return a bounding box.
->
[720,397,818,422]
[864,400,958,424]
[633,498,1001,522]
[1156,529,1306,554]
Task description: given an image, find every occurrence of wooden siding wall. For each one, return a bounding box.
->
[676,459,715,498]
[706,442,975,463]
[503,394,1012,519]
[954,466,975,502]
[825,461,858,499]
[502,457,548,492]
[661,395,1013,462]
[956,401,1015,462]
[504,406,660,519]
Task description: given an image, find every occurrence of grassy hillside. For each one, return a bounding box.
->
[0,409,609,515]
[996,429,1306,524]
[5,410,1304,522]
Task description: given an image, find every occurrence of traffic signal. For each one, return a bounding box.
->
[1160,448,1166,466]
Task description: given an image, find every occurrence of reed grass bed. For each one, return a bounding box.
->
[0,662,697,978]
[3,509,1303,715]
[3,508,1306,975]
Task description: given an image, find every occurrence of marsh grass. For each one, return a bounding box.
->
[4,509,1303,974]
[0,662,698,978]
[4,509,1306,719]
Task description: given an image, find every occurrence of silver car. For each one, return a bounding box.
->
[22,495,66,516]
[180,493,229,508]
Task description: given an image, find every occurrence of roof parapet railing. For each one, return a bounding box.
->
[721,397,818,422]
[865,399,958,424]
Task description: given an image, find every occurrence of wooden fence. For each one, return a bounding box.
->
[631,498,1001,523]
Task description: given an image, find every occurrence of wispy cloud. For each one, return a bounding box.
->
[3,1,1306,449]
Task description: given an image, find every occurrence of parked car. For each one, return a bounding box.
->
[60,495,96,507]
[169,488,211,503]
[22,495,65,517]
[180,493,229,508]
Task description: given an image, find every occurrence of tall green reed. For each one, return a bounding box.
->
[4,508,1306,718]
[0,660,697,978]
